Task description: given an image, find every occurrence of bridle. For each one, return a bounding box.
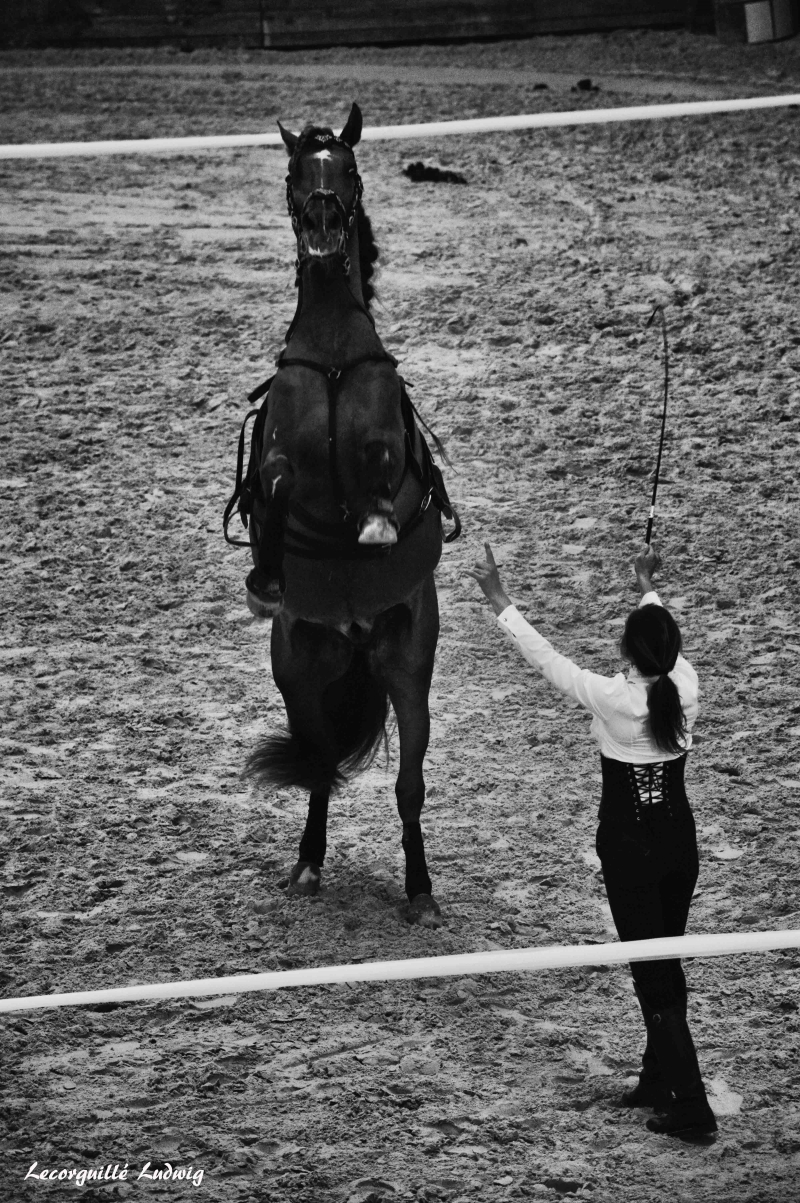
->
[285,134,364,278]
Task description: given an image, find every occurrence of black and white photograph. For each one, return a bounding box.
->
[1,2,799,1201]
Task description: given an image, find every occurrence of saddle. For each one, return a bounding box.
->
[223,355,461,560]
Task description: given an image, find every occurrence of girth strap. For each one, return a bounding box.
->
[282,501,428,560]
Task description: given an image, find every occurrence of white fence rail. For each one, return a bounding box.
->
[2,929,798,1013]
[2,94,799,160]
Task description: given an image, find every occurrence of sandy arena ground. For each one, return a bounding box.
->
[1,27,800,1203]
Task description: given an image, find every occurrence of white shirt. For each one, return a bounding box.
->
[496,590,698,764]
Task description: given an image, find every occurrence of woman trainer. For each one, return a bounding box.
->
[467,541,717,1139]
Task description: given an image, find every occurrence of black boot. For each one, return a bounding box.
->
[644,1003,717,1137]
[618,986,672,1109]
[619,1041,671,1109]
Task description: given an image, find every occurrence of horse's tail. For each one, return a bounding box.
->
[244,649,389,793]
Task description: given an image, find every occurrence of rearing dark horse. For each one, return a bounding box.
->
[226,104,460,927]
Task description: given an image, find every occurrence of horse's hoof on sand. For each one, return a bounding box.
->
[287,861,321,896]
[358,514,398,546]
[408,894,442,928]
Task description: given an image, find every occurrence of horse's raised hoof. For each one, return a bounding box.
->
[358,514,398,546]
[286,861,321,896]
[407,893,442,929]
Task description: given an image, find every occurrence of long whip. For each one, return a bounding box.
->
[644,304,669,546]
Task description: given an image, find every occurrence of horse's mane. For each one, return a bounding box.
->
[291,124,379,311]
[356,205,379,310]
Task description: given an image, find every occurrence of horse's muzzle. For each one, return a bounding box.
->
[299,191,348,261]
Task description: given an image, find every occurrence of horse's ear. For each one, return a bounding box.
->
[278,122,298,155]
[339,103,362,148]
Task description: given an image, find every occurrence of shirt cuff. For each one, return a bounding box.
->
[639,590,661,608]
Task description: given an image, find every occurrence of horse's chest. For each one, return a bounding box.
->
[266,406,328,473]
[267,384,400,472]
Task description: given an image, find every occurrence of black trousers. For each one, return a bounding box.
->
[595,755,699,1011]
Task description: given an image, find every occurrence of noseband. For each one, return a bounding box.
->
[285,134,363,276]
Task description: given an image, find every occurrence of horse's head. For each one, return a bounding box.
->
[278,103,363,268]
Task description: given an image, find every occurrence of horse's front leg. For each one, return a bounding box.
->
[247,447,295,619]
[394,685,440,927]
[357,438,400,546]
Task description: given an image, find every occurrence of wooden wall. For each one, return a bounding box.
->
[3,0,691,50]
[2,0,260,47]
[264,1,691,48]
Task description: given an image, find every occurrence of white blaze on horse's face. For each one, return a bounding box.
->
[311,148,333,189]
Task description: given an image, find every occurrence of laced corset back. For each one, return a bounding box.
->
[628,762,671,821]
[599,754,689,826]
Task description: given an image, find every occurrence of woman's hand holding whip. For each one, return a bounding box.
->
[634,542,662,597]
[465,542,513,616]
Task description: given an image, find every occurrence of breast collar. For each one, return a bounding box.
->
[224,351,461,558]
[272,351,458,558]
[274,349,410,526]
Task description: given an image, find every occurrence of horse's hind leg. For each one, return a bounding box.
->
[294,786,330,893]
[269,615,352,896]
[372,577,441,927]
